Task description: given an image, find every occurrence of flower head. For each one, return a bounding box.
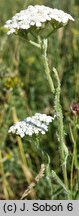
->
[4,5,74,37]
[8,113,55,138]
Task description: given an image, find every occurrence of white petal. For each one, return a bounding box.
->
[36,22,41,27]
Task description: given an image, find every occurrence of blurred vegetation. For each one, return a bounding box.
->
[0,0,79,199]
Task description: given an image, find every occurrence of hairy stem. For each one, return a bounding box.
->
[53,67,70,199]
[39,37,55,93]
[29,37,69,198]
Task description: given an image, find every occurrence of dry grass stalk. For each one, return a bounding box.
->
[21,164,45,200]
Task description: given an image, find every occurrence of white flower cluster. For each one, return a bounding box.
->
[8,113,55,137]
[4,5,74,35]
